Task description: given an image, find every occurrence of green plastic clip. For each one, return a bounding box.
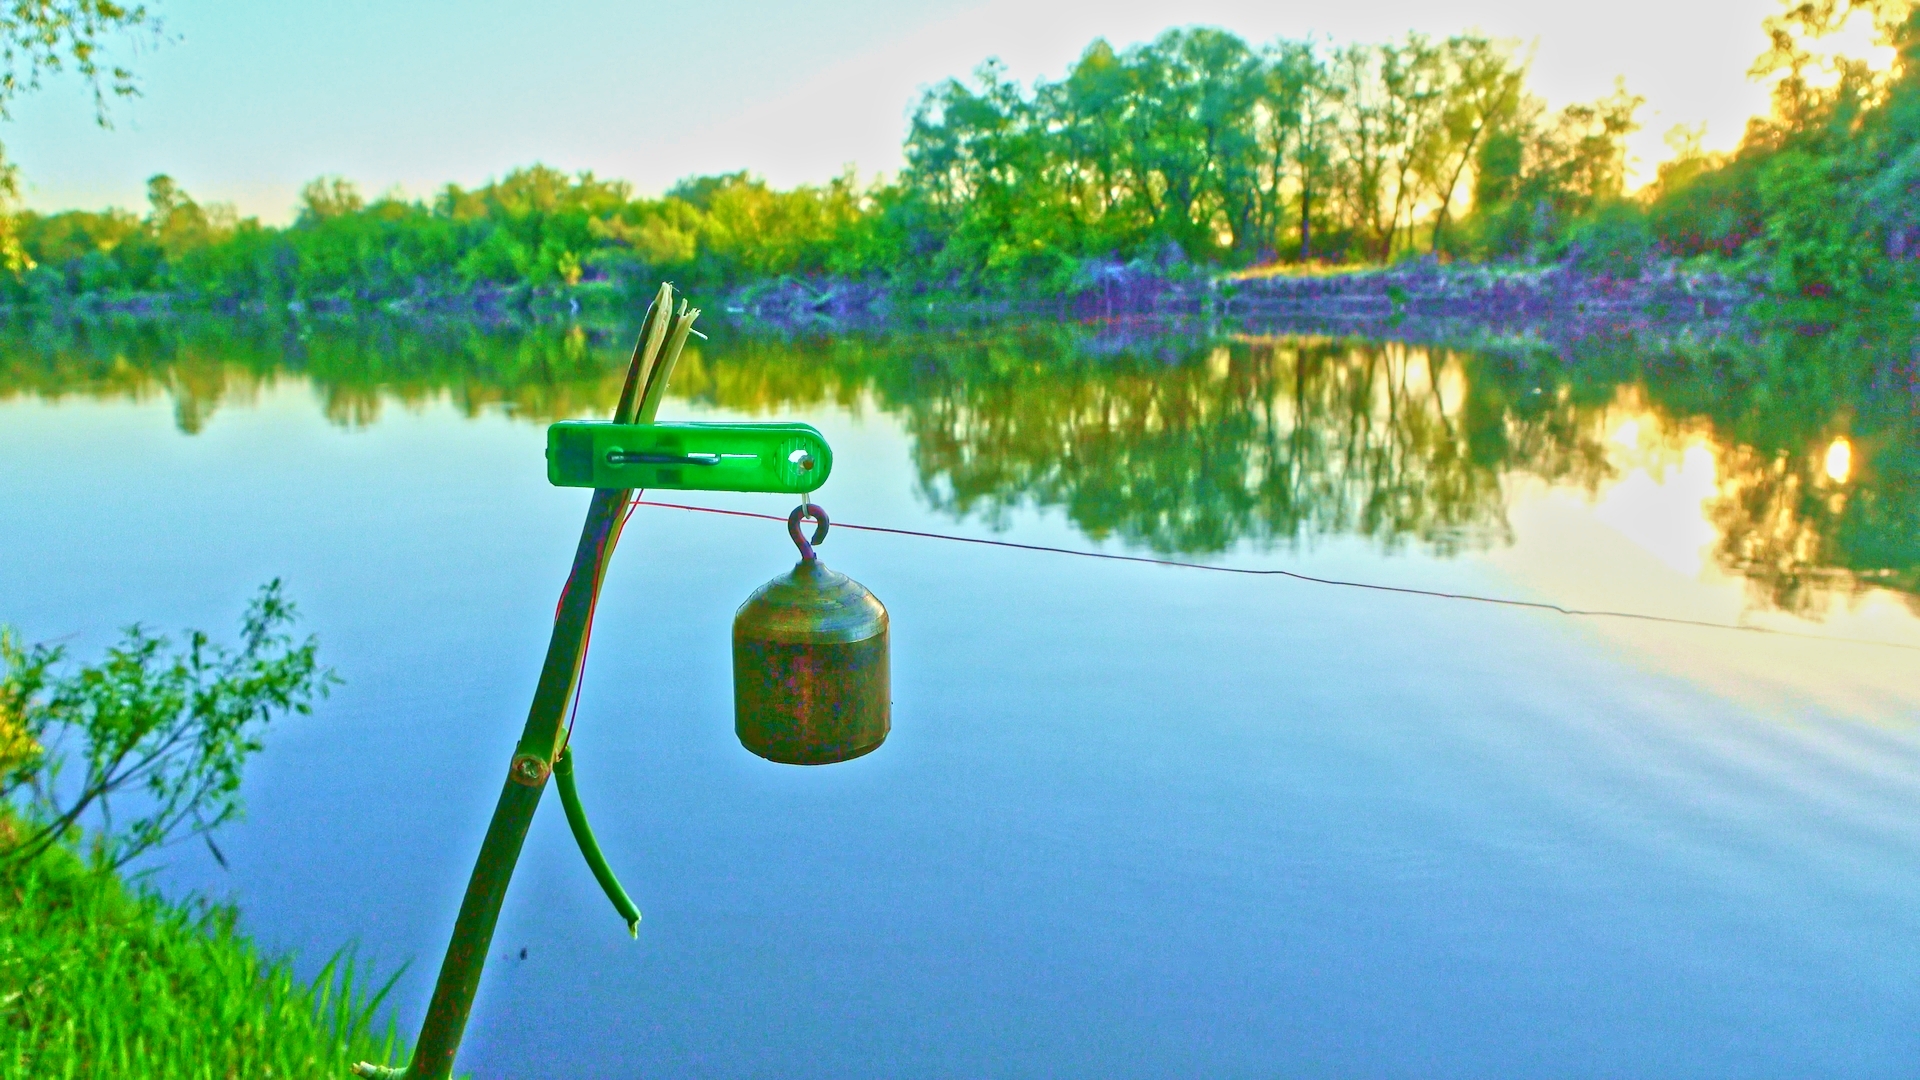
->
[546,421,832,493]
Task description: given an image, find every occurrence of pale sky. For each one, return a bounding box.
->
[2,0,1783,223]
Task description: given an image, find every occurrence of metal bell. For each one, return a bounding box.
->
[732,504,889,765]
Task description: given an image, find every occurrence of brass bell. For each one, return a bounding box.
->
[732,504,890,765]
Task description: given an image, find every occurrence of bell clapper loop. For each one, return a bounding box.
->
[787,502,831,562]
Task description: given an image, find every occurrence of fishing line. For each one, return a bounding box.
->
[558,492,645,753]
[633,499,1920,654]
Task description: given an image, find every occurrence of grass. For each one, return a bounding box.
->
[0,820,409,1078]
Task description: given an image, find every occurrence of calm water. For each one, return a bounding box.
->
[3,317,1918,1078]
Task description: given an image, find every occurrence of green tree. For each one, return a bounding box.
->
[0,1,161,269]
[1285,41,1343,260]
[145,173,234,260]
[0,0,156,122]
[0,581,336,871]
[1462,80,1642,258]
[298,176,366,223]
[1419,35,1529,253]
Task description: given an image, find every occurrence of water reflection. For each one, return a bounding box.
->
[893,338,1513,555]
[0,315,1912,616]
[0,318,623,432]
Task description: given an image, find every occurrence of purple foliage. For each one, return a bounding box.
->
[1221,261,1755,324]
[721,279,892,325]
[717,258,1761,340]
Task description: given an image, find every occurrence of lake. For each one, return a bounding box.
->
[2,315,1917,1078]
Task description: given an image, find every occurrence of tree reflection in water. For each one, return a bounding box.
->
[896,337,1513,555]
[0,314,1911,616]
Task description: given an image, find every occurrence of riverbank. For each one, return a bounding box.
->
[0,821,407,1076]
[710,258,1763,336]
[1,257,1766,335]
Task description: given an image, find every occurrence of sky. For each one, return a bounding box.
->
[2,0,1786,224]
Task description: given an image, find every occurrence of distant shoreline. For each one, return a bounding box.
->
[718,259,1763,343]
[0,259,1765,343]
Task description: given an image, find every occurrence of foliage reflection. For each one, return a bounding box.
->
[0,316,1910,615]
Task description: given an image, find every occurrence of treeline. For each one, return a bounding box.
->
[4,2,1916,308]
[1644,0,1920,301]
[899,31,1640,282]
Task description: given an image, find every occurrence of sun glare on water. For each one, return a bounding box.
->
[1593,440,1720,577]
[1824,436,1853,483]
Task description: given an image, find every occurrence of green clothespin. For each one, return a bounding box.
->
[547,421,832,494]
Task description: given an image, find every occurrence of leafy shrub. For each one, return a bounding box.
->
[0,580,336,871]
